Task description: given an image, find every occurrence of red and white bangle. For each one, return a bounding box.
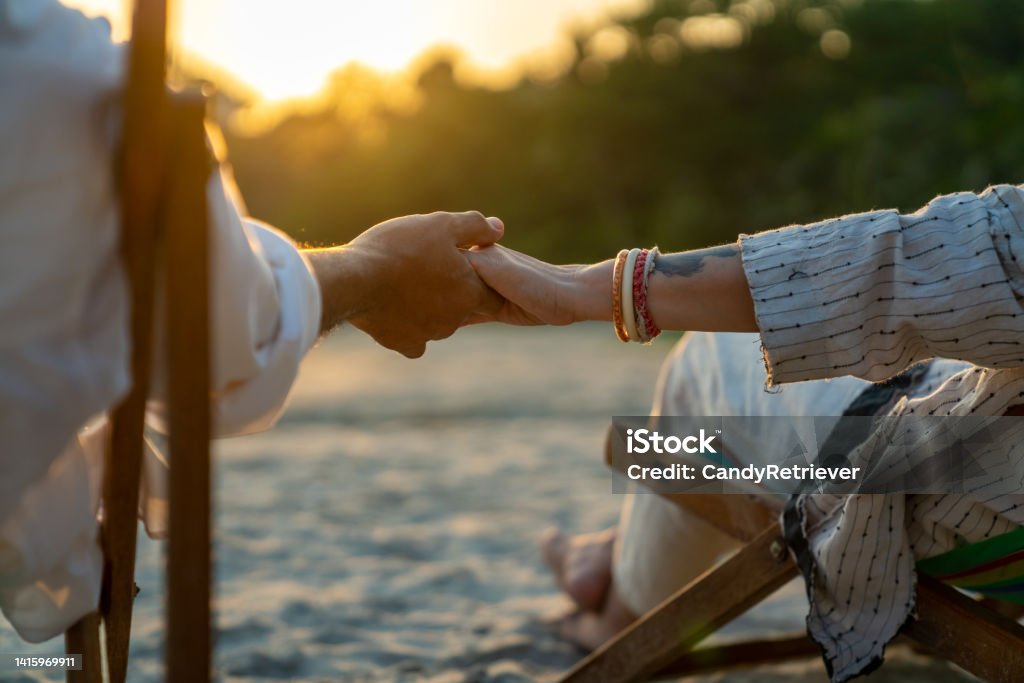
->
[632,249,650,342]
[637,247,661,343]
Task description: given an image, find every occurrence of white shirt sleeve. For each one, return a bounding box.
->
[145,166,322,437]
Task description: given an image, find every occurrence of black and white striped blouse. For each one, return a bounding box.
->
[739,184,1024,682]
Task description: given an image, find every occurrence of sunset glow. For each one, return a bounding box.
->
[63,0,648,101]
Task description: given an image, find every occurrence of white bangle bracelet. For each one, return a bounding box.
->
[620,248,641,342]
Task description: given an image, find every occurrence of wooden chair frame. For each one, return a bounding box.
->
[558,429,1024,683]
[64,0,213,680]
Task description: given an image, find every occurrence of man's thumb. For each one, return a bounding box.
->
[451,211,504,247]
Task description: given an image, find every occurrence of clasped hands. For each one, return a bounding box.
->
[305,211,600,358]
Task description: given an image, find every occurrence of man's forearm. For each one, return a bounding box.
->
[304,245,380,335]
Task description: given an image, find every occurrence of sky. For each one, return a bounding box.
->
[63,0,650,101]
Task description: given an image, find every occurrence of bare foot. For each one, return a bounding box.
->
[540,526,615,612]
[558,583,637,651]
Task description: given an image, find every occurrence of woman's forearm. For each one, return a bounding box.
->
[572,242,758,333]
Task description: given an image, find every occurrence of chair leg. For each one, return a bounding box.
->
[163,92,213,683]
[905,576,1024,683]
[65,612,103,683]
[559,526,798,683]
[979,596,1024,621]
[653,633,820,678]
[102,0,170,672]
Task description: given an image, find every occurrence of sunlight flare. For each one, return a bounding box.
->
[61,0,648,101]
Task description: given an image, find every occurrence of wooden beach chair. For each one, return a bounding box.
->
[557,428,1024,683]
[63,0,214,680]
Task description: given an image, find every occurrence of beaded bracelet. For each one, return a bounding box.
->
[637,247,661,342]
[611,249,630,342]
[632,249,650,343]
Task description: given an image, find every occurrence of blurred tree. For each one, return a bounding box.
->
[221,0,1024,262]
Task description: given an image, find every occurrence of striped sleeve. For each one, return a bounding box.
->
[739,184,1024,385]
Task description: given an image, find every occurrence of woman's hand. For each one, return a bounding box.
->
[467,241,758,334]
[465,245,612,325]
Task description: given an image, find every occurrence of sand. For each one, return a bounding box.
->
[0,326,980,682]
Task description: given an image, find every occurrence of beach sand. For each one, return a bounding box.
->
[0,326,980,681]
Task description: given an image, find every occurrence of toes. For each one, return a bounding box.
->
[540,527,568,577]
[561,529,615,611]
[542,527,617,612]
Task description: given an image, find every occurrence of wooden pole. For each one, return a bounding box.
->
[906,577,1024,683]
[163,90,213,683]
[101,0,168,680]
[64,611,103,683]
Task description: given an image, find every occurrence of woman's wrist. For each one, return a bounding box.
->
[570,260,614,323]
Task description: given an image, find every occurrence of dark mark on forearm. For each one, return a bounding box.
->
[654,244,738,278]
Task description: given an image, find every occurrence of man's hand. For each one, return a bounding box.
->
[305,211,505,358]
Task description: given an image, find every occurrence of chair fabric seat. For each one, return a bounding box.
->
[917,527,1024,603]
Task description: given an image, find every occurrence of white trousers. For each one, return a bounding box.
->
[612,332,871,615]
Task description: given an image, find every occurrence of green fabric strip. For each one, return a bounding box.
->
[916,527,1024,578]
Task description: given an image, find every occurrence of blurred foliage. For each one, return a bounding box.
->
[220,0,1024,262]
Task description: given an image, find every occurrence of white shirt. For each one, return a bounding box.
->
[0,0,321,641]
